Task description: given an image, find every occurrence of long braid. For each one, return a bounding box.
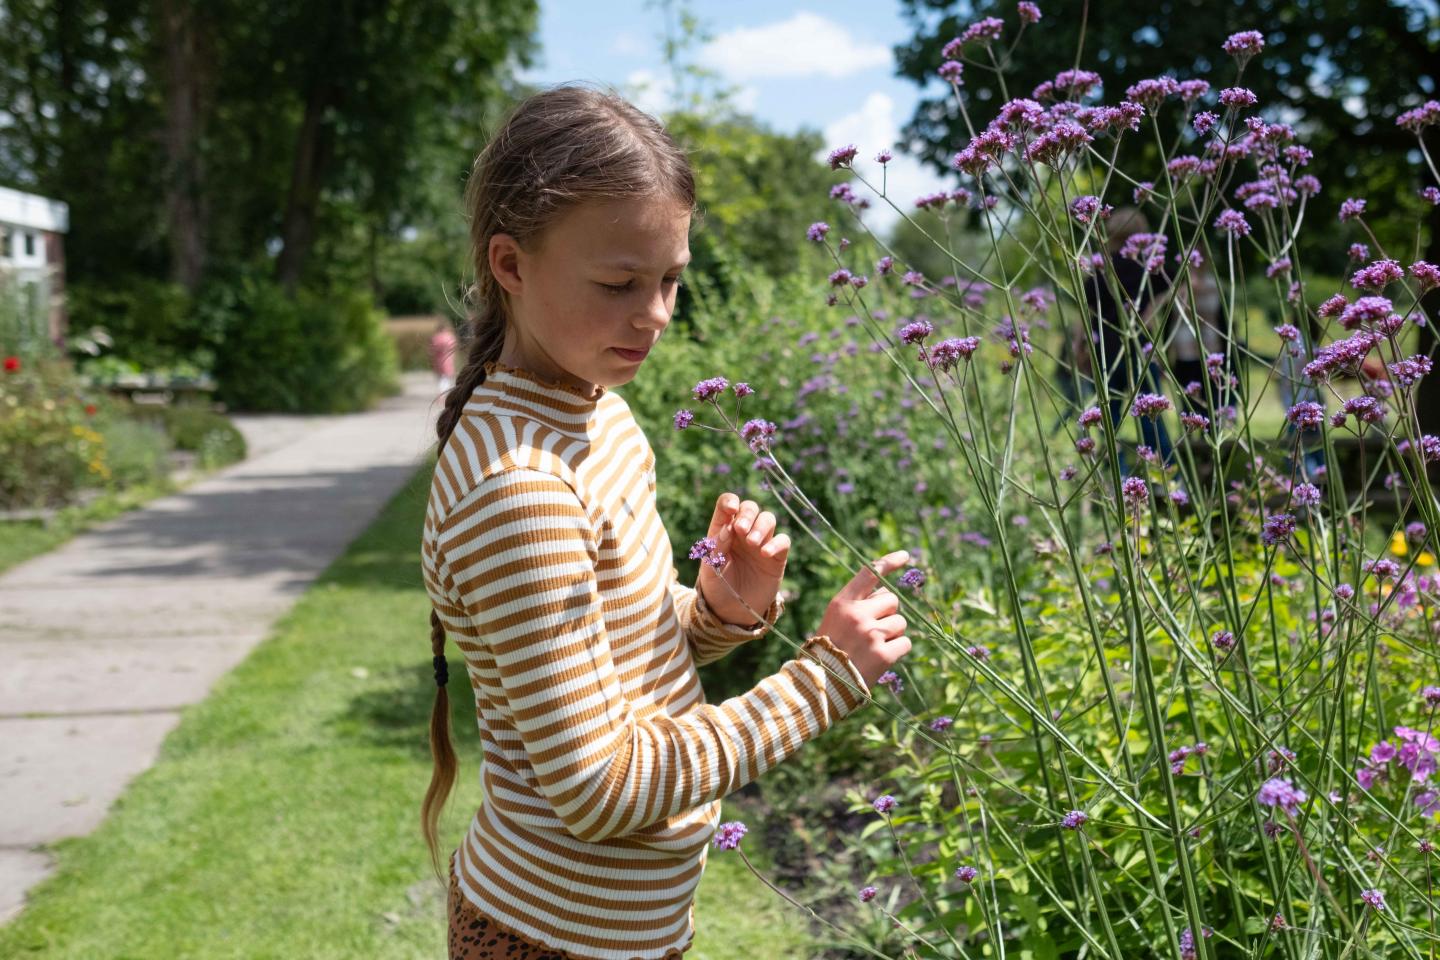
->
[420,288,506,883]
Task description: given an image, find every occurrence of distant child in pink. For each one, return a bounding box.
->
[428,320,458,393]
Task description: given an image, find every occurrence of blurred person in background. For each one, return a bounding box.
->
[429,319,458,394]
[1077,206,1175,469]
[1169,256,1230,417]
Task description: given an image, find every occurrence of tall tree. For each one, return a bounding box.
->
[0,0,170,283]
[267,0,539,293]
[0,0,538,298]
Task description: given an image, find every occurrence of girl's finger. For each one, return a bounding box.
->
[762,534,790,557]
[745,512,776,544]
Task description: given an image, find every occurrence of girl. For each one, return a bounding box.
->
[420,82,914,960]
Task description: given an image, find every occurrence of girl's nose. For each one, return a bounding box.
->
[641,290,671,329]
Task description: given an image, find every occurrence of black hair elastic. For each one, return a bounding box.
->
[433,654,449,687]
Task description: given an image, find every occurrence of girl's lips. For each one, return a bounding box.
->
[613,347,649,360]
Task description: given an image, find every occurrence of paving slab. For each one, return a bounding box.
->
[0,372,443,924]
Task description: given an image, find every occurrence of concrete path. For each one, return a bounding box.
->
[0,372,442,923]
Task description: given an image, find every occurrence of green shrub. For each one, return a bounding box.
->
[98,417,171,488]
[123,404,247,469]
[0,355,110,509]
[67,277,217,372]
[212,275,400,413]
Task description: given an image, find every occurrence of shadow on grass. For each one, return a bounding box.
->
[338,660,481,762]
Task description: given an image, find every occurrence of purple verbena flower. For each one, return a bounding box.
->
[1215,209,1251,236]
[1130,392,1172,418]
[1222,30,1264,60]
[1121,476,1148,507]
[1219,87,1258,108]
[1318,293,1349,318]
[899,319,934,344]
[713,820,748,850]
[1257,777,1308,817]
[827,144,858,169]
[692,376,730,402]
[1126,76,1179,108]
[873,794,898,815]
[1397,100,1440,133]
[1352,258,1404,291]
[1411,260,1440,292]
[1339,295,1395,330]
[1262,513,1297,546]
[740,418,776,453]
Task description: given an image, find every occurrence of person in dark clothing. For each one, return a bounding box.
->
[1076,206,1175,468]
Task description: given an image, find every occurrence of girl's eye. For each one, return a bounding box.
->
[599,277,684,295]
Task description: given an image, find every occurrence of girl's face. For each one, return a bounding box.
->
[490,196,691,398]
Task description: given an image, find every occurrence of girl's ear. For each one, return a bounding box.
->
[489,233,525,297]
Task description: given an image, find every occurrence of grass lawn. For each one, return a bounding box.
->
[0,460,819,959]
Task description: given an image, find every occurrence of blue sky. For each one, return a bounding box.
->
[514,1,958,235]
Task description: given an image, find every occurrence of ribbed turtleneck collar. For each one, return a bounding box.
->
[478,359,607,414]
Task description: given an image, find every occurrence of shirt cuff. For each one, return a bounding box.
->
[797,634,871,717]
[691,582,786,642]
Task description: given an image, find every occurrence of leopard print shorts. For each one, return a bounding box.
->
[448,850,568,959]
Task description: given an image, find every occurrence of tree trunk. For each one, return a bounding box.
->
[159,0,209,292]
[274,78,337,295]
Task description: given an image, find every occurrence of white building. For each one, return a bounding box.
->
[0,185,70,348]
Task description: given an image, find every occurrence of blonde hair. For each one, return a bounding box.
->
[421,82,700,881]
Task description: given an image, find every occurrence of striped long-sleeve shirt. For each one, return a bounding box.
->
[421,359,872,960]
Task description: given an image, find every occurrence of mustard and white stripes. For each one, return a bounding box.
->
[422,360,871,960]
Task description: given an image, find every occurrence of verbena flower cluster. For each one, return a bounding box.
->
[691,11,1439,957]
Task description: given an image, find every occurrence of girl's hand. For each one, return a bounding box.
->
[695,492,789,627]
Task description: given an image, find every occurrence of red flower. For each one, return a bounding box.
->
[84,403,98,415]
[2,356,18,372]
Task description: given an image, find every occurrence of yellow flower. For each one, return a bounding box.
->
[1391,531,1408,556]
[1420,552,1436,567]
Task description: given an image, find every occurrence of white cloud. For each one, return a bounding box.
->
[818,92,955,237]
[609,30,647,57]
[623,68,759,119]
[701,11,891,80]
[624,68,674,118]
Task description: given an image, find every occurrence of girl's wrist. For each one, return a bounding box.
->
[697,578,764,628]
